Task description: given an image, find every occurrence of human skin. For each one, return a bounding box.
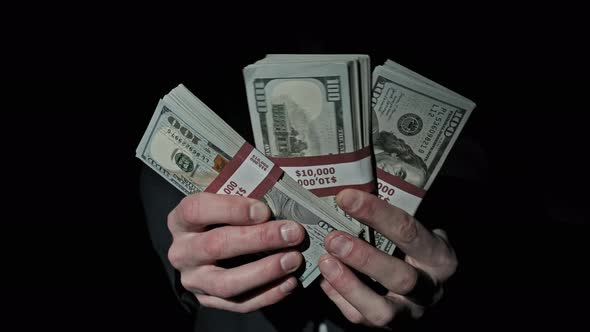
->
[318,189,457,327]
[166,189,457,327]
[166,193,305,313]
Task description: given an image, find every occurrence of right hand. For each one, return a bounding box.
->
[167,192,305,313]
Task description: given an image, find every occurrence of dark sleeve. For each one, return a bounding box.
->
[139,165,199,314]
[416,135,489,230]
[408,136,491,330]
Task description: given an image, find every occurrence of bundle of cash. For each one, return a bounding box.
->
[243,55,374,237]
[136,84,362,287]
[371,60,476,254]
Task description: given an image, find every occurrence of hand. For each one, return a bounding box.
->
[167,193,305,313]
[318,189,458,328]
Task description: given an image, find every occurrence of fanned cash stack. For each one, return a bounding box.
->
[136,84,362,287]
[243,55,374,238]
[371,60,476,254]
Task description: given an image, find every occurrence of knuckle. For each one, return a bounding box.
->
[355,245,372,270]
[167,210,176,233]
[258,224,279,246]
[202,232,227,260]
[359,195,377,220]
[397,267,418,295]
[229,204,248,222]
[180,273,199,292]
[449,258,459,277]
[167,245,183,268]
[346,310,365,324]
[330,273,353,296]
[436,251,458,280]
[369,309,394,327]
[445,252,459,274]
[179,194,201,223]
[397,214,418,243]
[209,274,233,298]
[411,306,426,319]
[267,255,283,275]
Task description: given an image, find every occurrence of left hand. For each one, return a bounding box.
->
[318,189,458,328]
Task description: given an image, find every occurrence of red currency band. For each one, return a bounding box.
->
[249,164,283,200]
[205,143,283,199]
[204,143,254,194]
[271,146,371,167]
[376,168,427,198]
[310,180,375,197]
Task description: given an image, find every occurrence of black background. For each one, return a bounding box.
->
[2,5,588,331]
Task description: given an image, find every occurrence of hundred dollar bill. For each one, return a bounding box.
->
[371,61,476,254]
[260,54,372,145]
[243,57,374,238]
[136,84,362,287]
[244,61,357,155]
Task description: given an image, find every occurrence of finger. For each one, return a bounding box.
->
[168,193,271,235]
[194,276,298,313]
[387,292,427,320]
[324,231,418,295]
[323,276,427,327]
[168,220,305,267]
[421,228,458,280]
[404,228,457,281]
[320,279,367,325]
[325,231,443,307]
[180,251,303,299]
[319,255,398,327]
[336,189,453,271]
[433,228,449,241]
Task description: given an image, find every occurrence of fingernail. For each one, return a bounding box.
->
[328,235,352,257]
[319,258,342,281]
[249,202,268,223]
[280,223,300,244]
[280,252,300,272]
[338,190,361,212]
[279,278,297,293]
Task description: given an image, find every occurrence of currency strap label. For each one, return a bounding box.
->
[271,147,374,197]
[376,168,427,216]
[205,143,283,200]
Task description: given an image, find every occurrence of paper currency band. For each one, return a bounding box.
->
[205,143,283,200]
[310,181,375,197]
[376,168,426,215]
[271,147,374,197]
[376,168,427,198]
[271,146,372,166]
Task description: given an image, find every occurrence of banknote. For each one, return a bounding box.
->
[243,56,374,238]
[260,54,372,145]
[371,60,476,253]
[244,61,357,155]
[136,84,362,287]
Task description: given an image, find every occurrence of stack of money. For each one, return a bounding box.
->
[136,57,476,288]
[243,55,374,237]
[136,84,362,287]
[370,60,476,254]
